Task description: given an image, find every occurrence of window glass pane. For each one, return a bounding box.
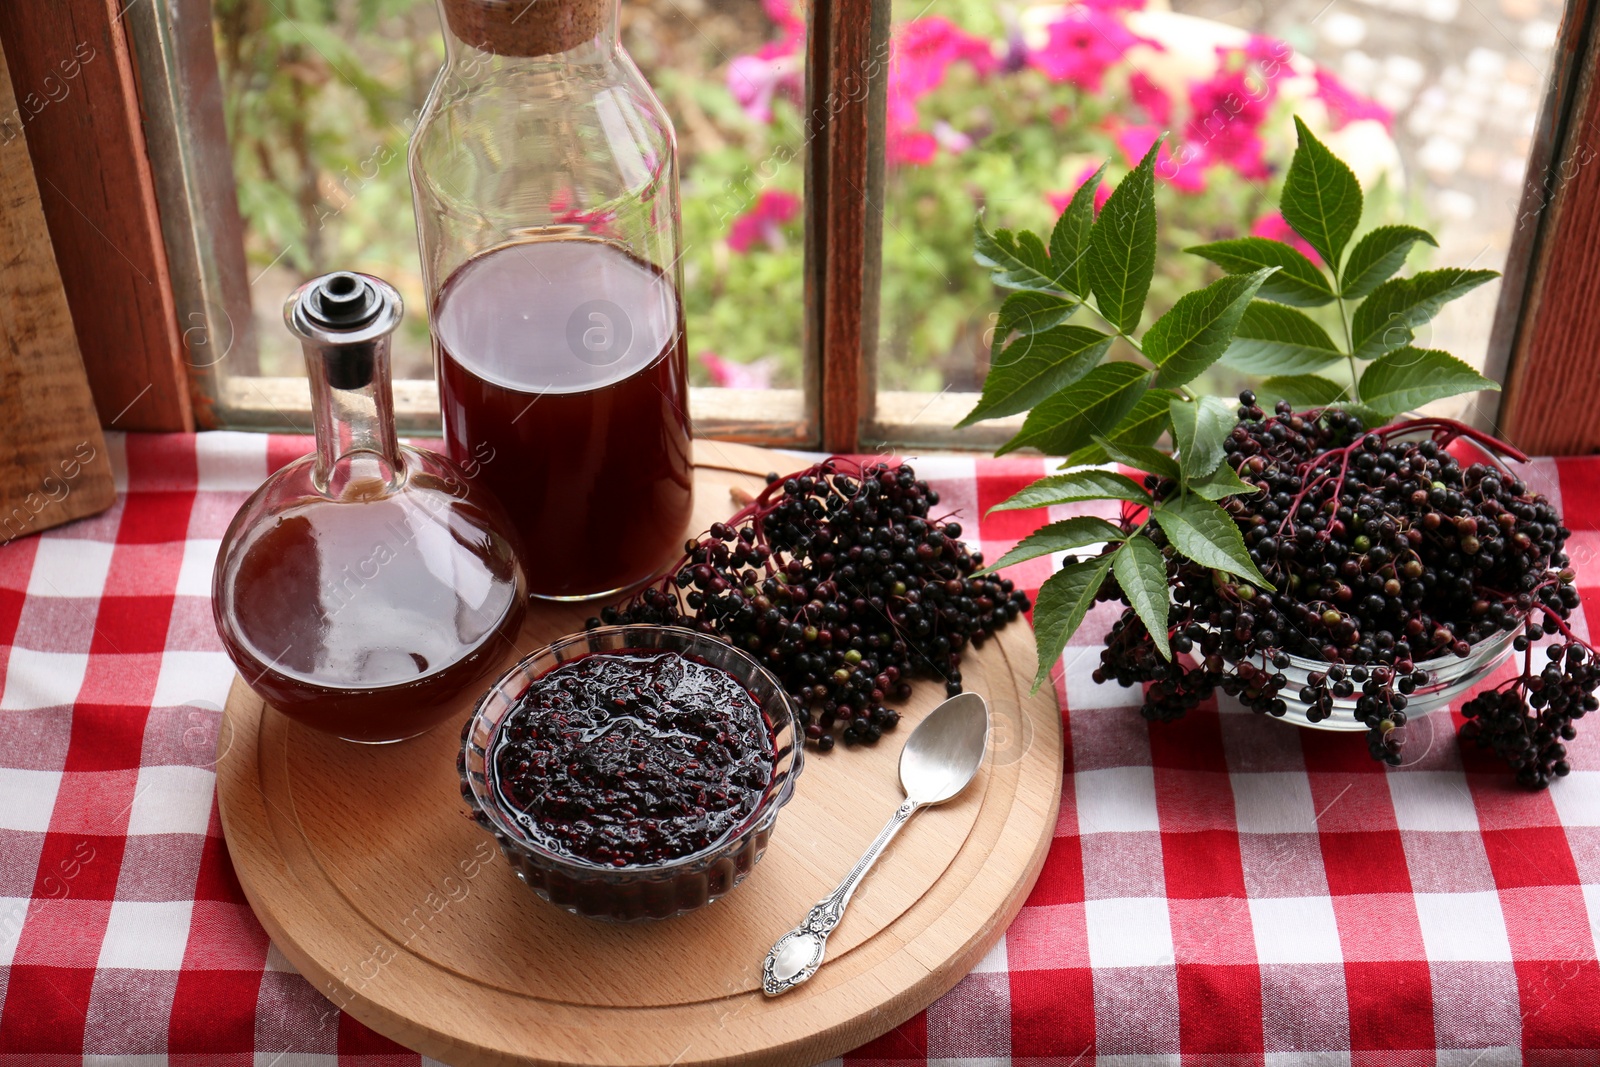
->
[870,0,1560,439]
[210,0,809,429]
[213,0,441,382]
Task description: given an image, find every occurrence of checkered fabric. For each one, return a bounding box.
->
[1,432,1598,1065]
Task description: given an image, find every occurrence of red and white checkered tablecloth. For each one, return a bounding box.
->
[3,431,1600,1065]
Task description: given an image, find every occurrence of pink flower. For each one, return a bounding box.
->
[763,0,805,40]
[1114,124,1159,167]
[727,44,803,124]
[1129,71,1171,126]
[1028,9,1159,93]
[1048,165,1114,216]
[888,128,939,166]
[1242,34,1292,69]
[884,17,995,167]
[547,189,617,233]
[1160,146,1210,192]
[728,0,805,123]
[1115,125,1208,194]
[700,351,775,389]
[1252,212,1320,263]
[727,190,801,253]
[1183,67,1273,178]
[932,120,973,154]
[1313,68,1393,130]
[895,16,996,98]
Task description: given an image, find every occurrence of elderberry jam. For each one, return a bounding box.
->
[490,650,775,867]
[461,625,802,921]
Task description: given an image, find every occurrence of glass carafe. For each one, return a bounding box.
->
[410,0,692,602]
[213,272,528,744]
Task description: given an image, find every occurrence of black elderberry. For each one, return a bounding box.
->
[593,459,1030,753]
[1087,405,1588,787]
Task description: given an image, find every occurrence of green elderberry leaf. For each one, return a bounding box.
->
[1091,435,1179,481]
[1062,388,1177,466]
[1220,301,1343,376]
[1113,535,1171,659]
[1030,555,1115,688]
[974,216,1064,293]
[1168,395,1236,481]
[1017,230,1052,275]
[1185,237,1334,307]
[1281,116,1363,271]
[988,469,1151,512]
[1258,374,1350,409]
[1340,225,1438,299]
[1152,493,1274,590]
[1188,461,1259,502]
[958,324,1113,427]
[997,362,1150,457]
[1146,269,1276,389]
[1358,347,1500,418]
[980,516,1125,574]
[988,291,1078,363]
[1088,138,1160,334]
[1050,164,1105,298]
[1350,268,1499,361]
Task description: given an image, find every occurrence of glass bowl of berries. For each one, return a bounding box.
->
[1273,626,1520,731]
[458,624,803,921]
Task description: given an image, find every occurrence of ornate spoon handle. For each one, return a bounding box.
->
[761,798,919,996]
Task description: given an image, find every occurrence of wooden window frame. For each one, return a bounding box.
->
[1483,0,1600,454]
[3,0,1598,453]
[0,0,190,433]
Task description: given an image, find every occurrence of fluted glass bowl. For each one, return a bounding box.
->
[1273,626,1520,730]
[458,625,803,921]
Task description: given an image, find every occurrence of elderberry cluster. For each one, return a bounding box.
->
[588,461,1031,751]
[1092,391,1590,786]
[1461,634,1597,788]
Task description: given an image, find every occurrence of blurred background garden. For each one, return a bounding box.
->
[214,0,1559,406]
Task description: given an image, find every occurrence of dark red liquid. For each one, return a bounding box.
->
[218,488,525,742]
[489,650,775,866]
[434,238,693,600]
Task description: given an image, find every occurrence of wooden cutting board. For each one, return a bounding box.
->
[0,37,114,544]
[216,440,1062,1067]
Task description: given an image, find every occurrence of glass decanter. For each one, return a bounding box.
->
[410,0,692,602]
[213,271,528,744]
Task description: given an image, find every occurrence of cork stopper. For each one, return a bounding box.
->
[441,0,610,57]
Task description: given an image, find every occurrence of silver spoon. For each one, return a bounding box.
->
[761,691,989,996]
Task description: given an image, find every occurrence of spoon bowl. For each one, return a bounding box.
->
[900,691,989,805]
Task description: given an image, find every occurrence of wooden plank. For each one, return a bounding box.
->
[215,376,817,446]
[0,36,115,543]
[802,0,834,452]
[1494,0,1600,454]
[820,0,867,454]
[0,0,190,432]
[809,0,888,454]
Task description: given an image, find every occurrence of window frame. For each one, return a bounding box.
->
[1485,0,1600,454]
[0,0,191,433]
[2,0,1595,453]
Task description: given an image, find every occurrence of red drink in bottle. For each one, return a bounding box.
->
[433,237,692,600]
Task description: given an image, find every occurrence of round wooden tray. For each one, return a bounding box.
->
[216,441,1063,1067]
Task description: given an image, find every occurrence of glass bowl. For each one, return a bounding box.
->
[458,625,803,921]
[1272,626,1520,731]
